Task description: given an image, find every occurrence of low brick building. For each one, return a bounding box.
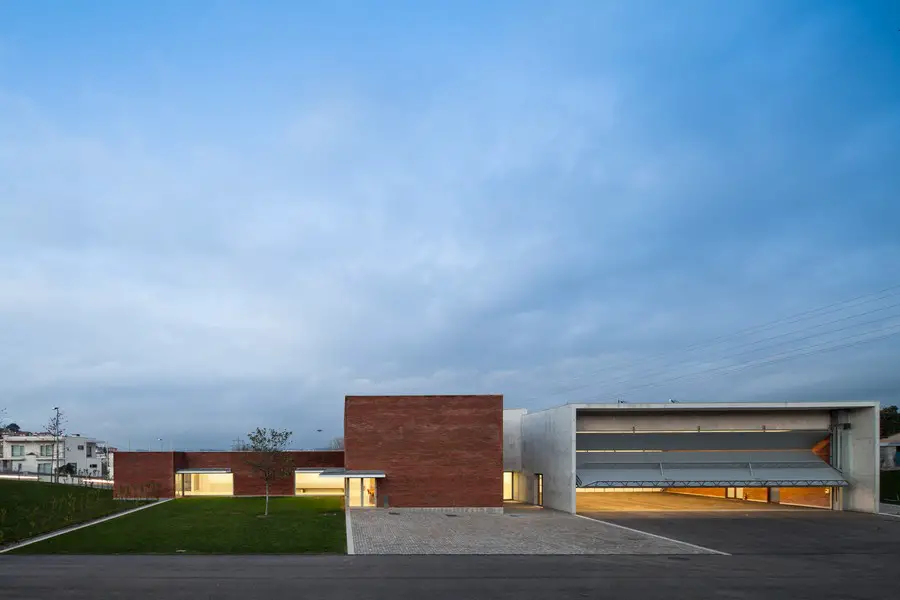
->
[114,394,503,510]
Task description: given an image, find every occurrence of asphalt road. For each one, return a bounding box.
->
[1,553,895,600]
[582,510,900,555]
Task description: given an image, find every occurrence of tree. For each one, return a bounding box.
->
[46,408,67,484]
[57,463,77,478]
[329,437,344,450]
[5,423,20,433]
[882,405,900,438]
[245,428,293,517]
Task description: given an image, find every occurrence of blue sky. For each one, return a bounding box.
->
[1,1,898,449]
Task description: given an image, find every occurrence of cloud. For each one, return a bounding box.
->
[0,1,898,448]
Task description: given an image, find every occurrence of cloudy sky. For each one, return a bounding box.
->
[1,1,898,450]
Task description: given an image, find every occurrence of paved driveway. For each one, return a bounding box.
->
[349,505,714,555]
[583,510,900,555]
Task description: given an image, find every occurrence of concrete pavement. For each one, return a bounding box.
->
[0,554,895,600]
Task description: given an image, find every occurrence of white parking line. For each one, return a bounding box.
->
[345,509,355,555]
[0,499,172,554]
[573,513,731,556]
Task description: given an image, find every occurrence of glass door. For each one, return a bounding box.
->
[347,477,378,508]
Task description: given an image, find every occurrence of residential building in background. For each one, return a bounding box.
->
[0,432,110,478]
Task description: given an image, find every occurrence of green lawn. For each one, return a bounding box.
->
[0,480,148,546]
[882,470,900,504]
[13,496,346,554]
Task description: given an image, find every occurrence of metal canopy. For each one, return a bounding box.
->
[575,450,847,488]
[317,468,386,479]
[176,468,232,474]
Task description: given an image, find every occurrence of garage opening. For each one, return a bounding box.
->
[574,429,846,512]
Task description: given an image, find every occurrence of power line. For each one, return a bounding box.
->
[590,323,900,400]
[567,311,900,396]
[526,283,900,400]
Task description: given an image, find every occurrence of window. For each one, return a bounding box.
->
[86,446,94,458]
[11,445,24,457]
[77,445,84,451]
[89,464,98,469]
[37,463,52,474]
[40,444,54,457]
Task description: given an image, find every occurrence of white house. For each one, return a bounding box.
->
[0,433,109,478]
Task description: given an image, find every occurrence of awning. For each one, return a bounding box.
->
[316,468,386,479]
[576,450,848,488]
[176,468,232,474]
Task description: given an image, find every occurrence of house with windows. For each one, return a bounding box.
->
[0,432,108,478]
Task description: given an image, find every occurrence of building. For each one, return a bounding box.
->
[505,401,880,513]
[0,433,108,477]
[881,432,900,470]
[113,396,881,514]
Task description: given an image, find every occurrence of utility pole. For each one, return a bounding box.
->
[52,406,60,484]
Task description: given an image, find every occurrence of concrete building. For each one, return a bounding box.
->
[113,396,880,514]
[504,401,880,514]
[0,433,108,477]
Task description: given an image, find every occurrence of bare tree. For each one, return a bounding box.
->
[231,438,251,451]
[245,428,293,517]
[46,408,67,483]
[329,436,344,450]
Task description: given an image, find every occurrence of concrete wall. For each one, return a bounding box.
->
[344,395,503,508]
[503,409,527,472]
[834,406,879,513]
[577,410,832,432]
[522,405,575,513]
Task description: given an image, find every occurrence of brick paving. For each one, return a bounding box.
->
[349,505,713,555]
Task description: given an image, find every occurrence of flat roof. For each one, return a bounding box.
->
[571,401,880,411]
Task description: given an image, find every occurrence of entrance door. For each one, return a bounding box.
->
[535,474,543,506]
[346,477,377,508]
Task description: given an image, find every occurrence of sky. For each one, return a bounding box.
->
[0,1,898,450]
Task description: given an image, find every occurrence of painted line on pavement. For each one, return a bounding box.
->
[573,513,731,556]
[0,499,173,554]
[345,509,355,555]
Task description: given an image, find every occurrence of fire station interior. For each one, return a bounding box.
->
[574,409,846,512]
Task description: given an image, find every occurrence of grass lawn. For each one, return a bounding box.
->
[0,480,149,547]
[12,496,346,554]
[882,470,900,504]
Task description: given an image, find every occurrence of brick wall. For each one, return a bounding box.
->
[114,452,176,498]
[115,450,343,498]
[344,395,503,508]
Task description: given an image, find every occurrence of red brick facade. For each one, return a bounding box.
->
[114,450,343,498]
[344,395,503,508]
[114,452,176,498]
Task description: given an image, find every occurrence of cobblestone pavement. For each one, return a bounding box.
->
[349,506,713,555]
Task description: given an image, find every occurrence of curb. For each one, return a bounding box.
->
[0,499,173,554]
[345,509,355,555]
